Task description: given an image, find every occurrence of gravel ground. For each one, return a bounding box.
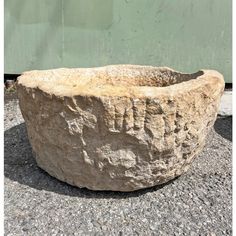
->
[4,95,232,236]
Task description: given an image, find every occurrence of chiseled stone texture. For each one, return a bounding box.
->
[17,65,225,191]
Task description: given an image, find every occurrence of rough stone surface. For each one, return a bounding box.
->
[4,97,232,235]
[17,65,225,191]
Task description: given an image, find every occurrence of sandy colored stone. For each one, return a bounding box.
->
[17,65,224,191]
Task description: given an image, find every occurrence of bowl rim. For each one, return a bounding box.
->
[17,64,225,98]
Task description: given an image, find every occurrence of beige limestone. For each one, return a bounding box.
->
[17,65,224,191]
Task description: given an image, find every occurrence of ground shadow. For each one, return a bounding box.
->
[214,116,232,141]
[4,123,177,199]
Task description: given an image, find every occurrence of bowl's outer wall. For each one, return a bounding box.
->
[17,73,224,191]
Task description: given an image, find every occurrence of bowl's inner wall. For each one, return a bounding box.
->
[86,68,204,88]
[19,67,204,93]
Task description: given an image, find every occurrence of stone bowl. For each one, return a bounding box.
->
[17,65,224,192]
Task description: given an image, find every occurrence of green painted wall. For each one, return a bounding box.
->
[5,0,232,82]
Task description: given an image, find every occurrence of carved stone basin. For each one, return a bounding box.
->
[17,65,224,191]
